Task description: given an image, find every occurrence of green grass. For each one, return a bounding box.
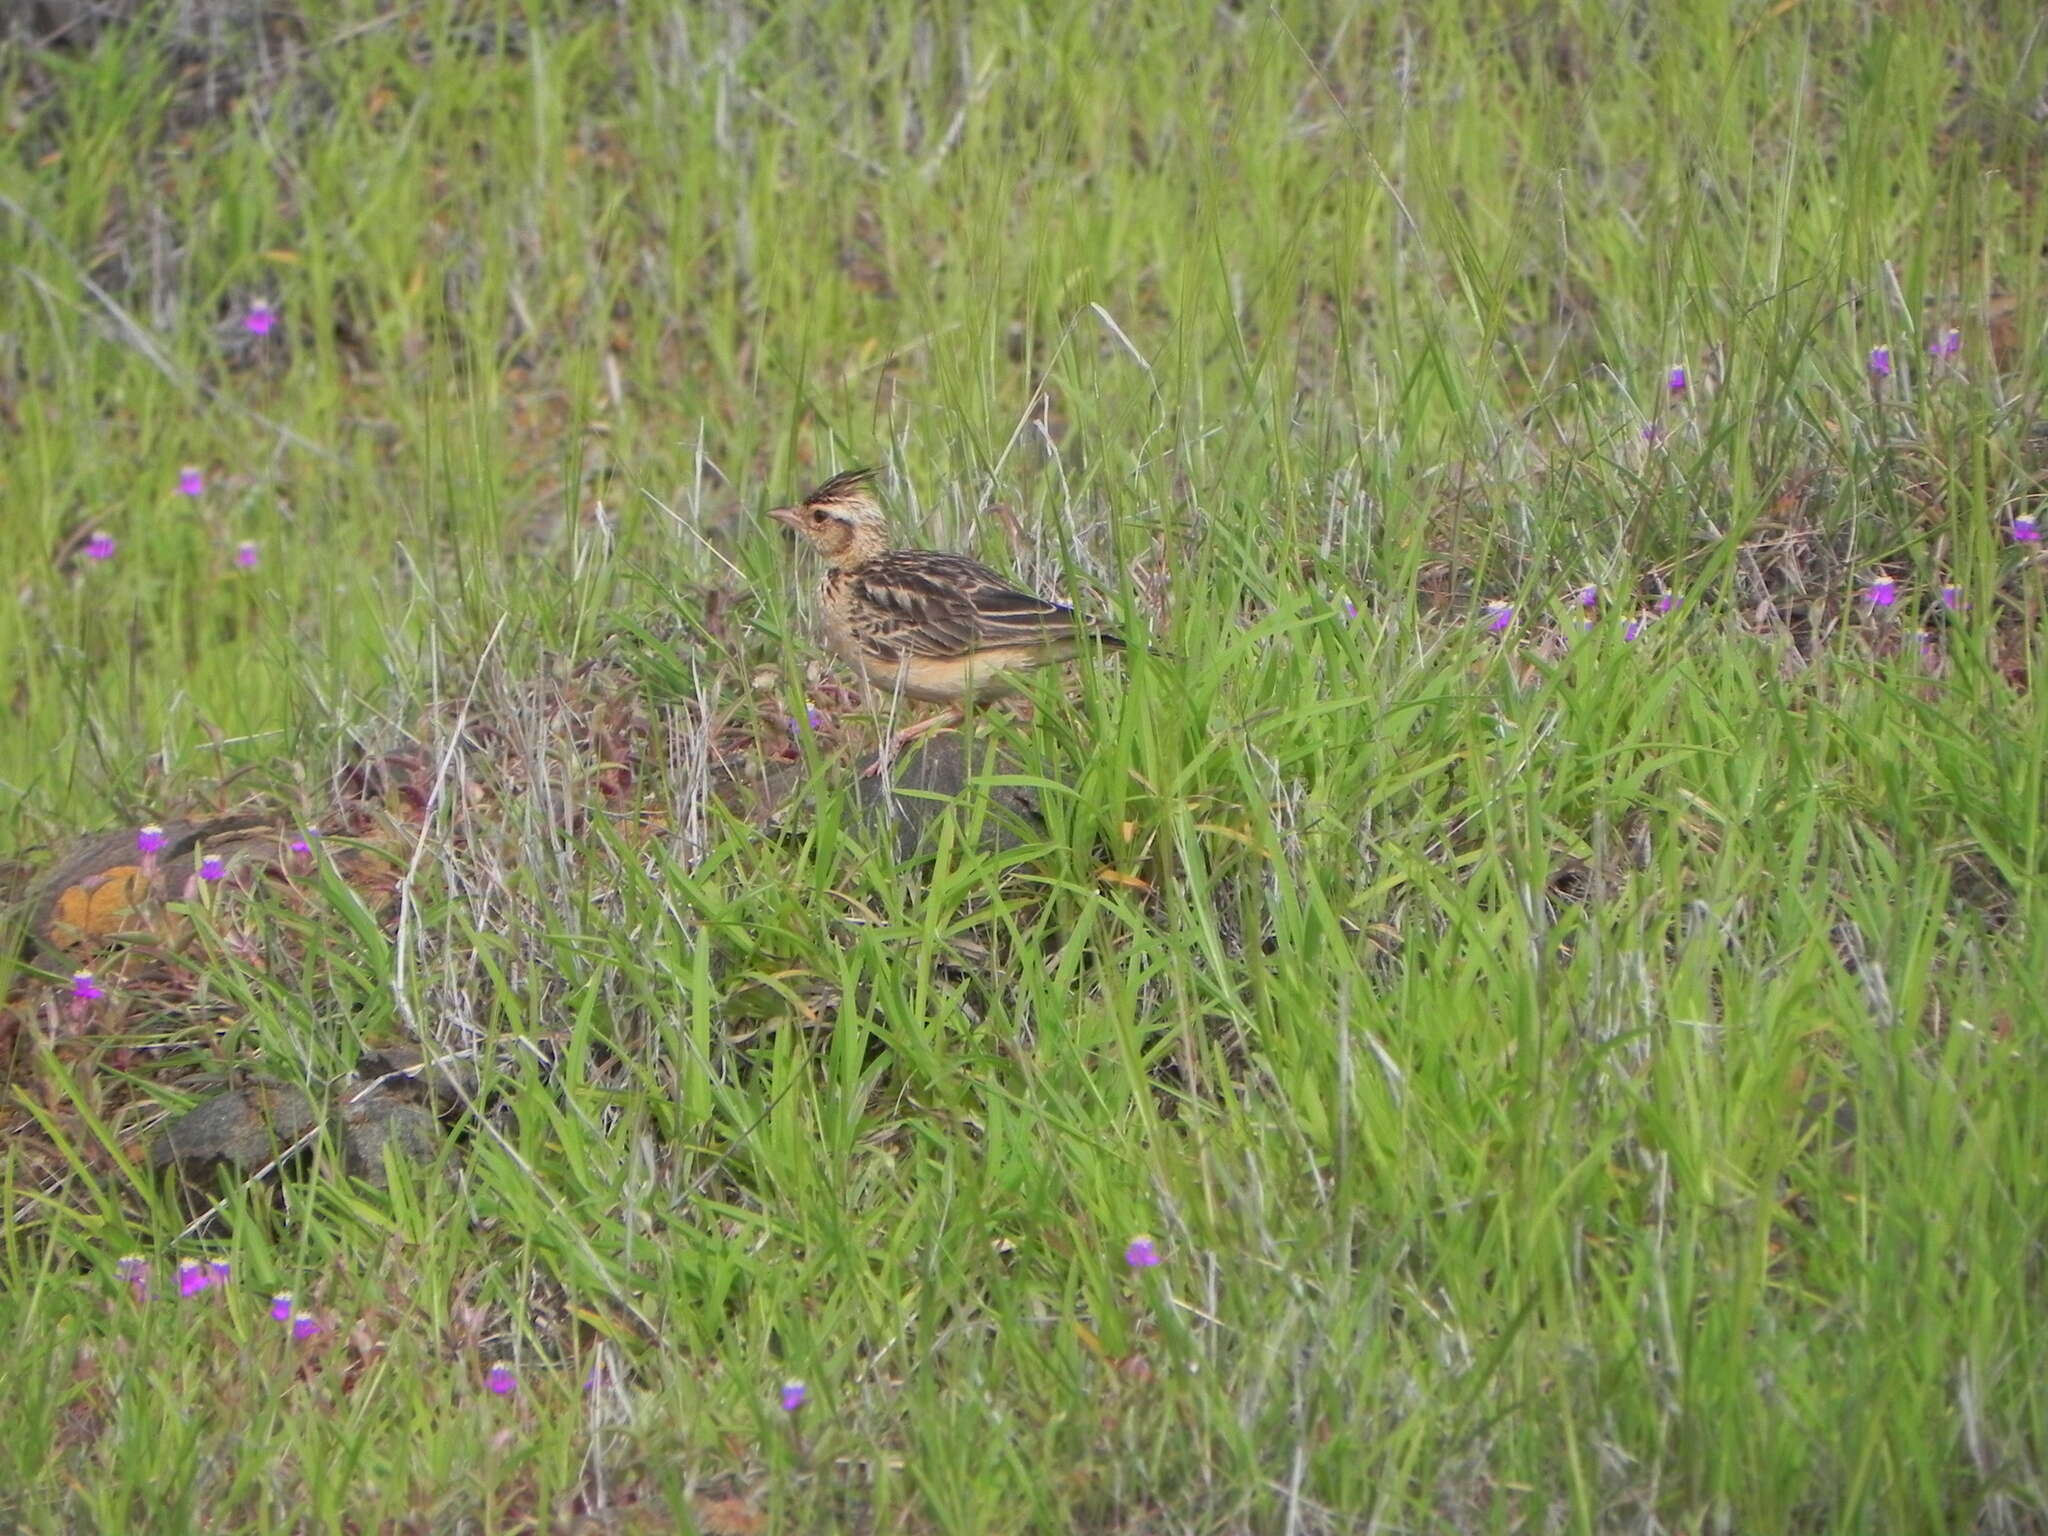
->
[3,0,2047,1530]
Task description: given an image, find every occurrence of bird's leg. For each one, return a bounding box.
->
[892,705,964,748]
[859,700,966,777]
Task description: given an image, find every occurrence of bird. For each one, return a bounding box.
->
[768,467,1127,747]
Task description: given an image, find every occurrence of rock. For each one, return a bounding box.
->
[850,732,1047,858]
[149,1070,455,1193]
[354,1044,482,1117]
[23,814,278,962]
[337,1097,445,1188]
[148,1081,319,1183]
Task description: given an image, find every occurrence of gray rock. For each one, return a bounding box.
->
[148,1082,319,1182]
[337,1097,445,1188]
[354,1044,482,1116]
[851,732,1048,858]
[149,1072,455,1194]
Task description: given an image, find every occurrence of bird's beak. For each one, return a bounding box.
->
[767,504,805,530]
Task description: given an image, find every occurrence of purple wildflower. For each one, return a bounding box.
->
[289,830,318,857]
[1339,596,1358,620]
[270,1292,293,1322]
[1927,328,1960,358]
[177,467,205,498]
[116,1255,149,1298]
[65,967,108,1025]
[1866,575,1898,609]
[136,824,164,882]
[780,1379,807,1413]
[1623,619,1644,641]
[1124,1234,1162,1269]
[244,300,276,337]
[1655,592,1680,614]
[84,532,116,562]
[292,1313,323,1341]
[1869,346,1892,379]
[486,1361,518,1396]
[1667,364,1687,394]
[199,853,226,881]
[2011,514,2039,545]
[1483,601,1514,633]
[234,541,259,569]
[207,1259,231,1287]
[1577,585,1598,609]
[176,1258,211,1298]
[1940,584,1963,611]
[1640,422,1664,445]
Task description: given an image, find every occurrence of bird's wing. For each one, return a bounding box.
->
[846,551,1123,660]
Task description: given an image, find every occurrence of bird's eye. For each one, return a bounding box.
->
[811,509,828,523]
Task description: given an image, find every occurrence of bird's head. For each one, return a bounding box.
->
[768,468,888,568]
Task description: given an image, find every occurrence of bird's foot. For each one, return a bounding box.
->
[860,707,965,776]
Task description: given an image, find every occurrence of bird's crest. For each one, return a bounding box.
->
[803,467,880,511]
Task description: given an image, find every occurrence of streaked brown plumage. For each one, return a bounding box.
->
[769,468,1125,741]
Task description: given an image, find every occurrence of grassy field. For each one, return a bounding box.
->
[3,0,2047,1530]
